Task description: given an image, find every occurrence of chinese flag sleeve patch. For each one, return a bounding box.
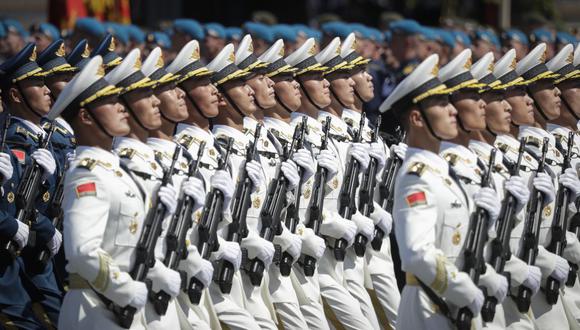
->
[405,191,427,207]
[75,182,97,198]
[11,149,25,164]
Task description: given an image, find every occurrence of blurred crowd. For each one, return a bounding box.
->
[0,15,578,129]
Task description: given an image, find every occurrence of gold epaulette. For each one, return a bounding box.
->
[77,158,97,171]
[177,134,194,149]
[118,148,136,159]
[407,162,427,176]
[443,153,459,166]
[15,126,39,142]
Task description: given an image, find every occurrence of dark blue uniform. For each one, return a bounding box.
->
[3,117,62,328]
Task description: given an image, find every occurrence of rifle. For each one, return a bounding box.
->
[569,199,580,287]
[107,144,180,328]
[481,138,526,322]
[456,149,497,330]
[301,117,331,276]
[216,124,261,294]
[515,137,549,313]
[150,141,206,315]
[248,121,305,285]
[188,139,233,303]
[376,128,406,250]
[4,121,55,257]
[279,116,308,276]
[359,116,382,250]
[336,112,366,260]
[545,131,575,303]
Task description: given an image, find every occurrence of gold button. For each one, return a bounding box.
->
[209,149,216,156]
[264,140,269,148]
[150,162,157,170]
[543,205,552,217]
[332,177,339,189]
[115,170,123,177]
[42,191,51,203]
[304,186,312,199]
[444,178,453,186]
[6,192,14,203]
[129,219,138,234]
[525,155,532,162]
[113,272,120,279]
[194,210,202,223]
[185,239,190,247]
[253,196,261,209]
[452,231,461,245]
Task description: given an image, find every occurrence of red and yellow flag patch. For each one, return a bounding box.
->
[406,191,427,207]
[11,149,25,164]
[75,182,97,198]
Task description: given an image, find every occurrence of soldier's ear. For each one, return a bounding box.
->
[78,108,93,126]
[8,86,22,104]
[408,108,423,129]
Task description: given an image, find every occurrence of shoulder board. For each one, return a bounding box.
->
[15,126,39,142]
[177,134,195,149]
[77,158,97,171]
[407,162,427,177]
[443,153,458,166]
[118,148,136,159]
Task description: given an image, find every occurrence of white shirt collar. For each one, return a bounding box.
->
[75,146,120,167]
[12,116,46,137]
[175,123,215,145]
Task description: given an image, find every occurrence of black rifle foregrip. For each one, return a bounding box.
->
[481,295,497,322]
[455,306,473,330]
[188,276,205,305]
[333,238,347,261]
[217,261,234,294]
[279,251,293,277]
[151,290,170,315]
[302,255,317,277]
[247,258,265,286]
[544,275,560,305]
[371,227,384,251]
[515,285,532,313]
[353,233,367,257]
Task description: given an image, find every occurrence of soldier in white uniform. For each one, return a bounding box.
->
[314,36,382,330]
[341,32,402,329]
[470,51,541,330]
[379,54,485,330]
[56,56,149,329]
[515,43,580,329]
[166,40,249,330]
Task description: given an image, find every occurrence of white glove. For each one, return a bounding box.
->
[504,176,530,210]
[193,259,214,288]
[280,160,300,190]
[147,262,182,298]
[551,254,571,284]
[299,226,325,260]
[245,160,265,191]
[368,142,386,170]
[292,149,315,181]
[31,148,56,180]
[158,184,178,215]
[316,149,338,178]
[351,212,375,241]
[127,281,148,309]
[348,143,370,172]
[523,265,542,295]
[392,142,407,159]
[370,205,393,236]
[0,153,13,184]
[211,240,242,271]
[13,221,29,249]
[479,270,508,303]
[47,230,62,257]
[182,177,206,210]
[533,172,556,204]
[211,170,234,210]
[241,236,275,268]
[473,187,501,223]
[65,151,75,165]
[559,168,580,199]
[320,213,357,245]
[467,289,485,316]
[273,226,302,261]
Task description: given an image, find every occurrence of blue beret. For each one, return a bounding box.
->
[473,29,494,44]
[225,27,242,41]
[389,19,422,35]
[205,23,226,39]
[438,29,455,48]
[103,22,129,45]
[502,29,528,46]
[244,22,273,43]
[368,28,385,42]
[272,24,298,43]
[556,31,576,45]
[0,43,43,88]
[30,22,60,40]
[3,19,28,37]
[419,27,438,41]
[293,24,310,38]
[146,31,171,49]
[452,30,472,47]
[383,30,392,43]
[74,17,105,38]
[489,31,500,48]
[67,39,91,70]
[173,19,205,40]
[321,22,344,37]
[350,23,372,39]
[530,28,555,44]
[126,24,145,44]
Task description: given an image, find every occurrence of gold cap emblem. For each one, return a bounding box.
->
[336,45,341,55]
[431,63,439,76]
[134,56,142,69]
[191,46,200,61]
[566,51,574,64]
[81,44,90,58]
[539,49,547,63]
[352,38,357,50]
[97,65,105,77]
[463,56,472,70]
[487,62,495,73]
[228,51,235,63]
[29,47,37,61]
[156,53,164,68]
[509,57,517,70]
[278,46,284,57]
[248,41,254,52]
[108,37,116,52]
[56,43,66,57]
[308,43,316,56]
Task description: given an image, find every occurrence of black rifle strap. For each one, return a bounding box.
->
[417,279,455,323]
